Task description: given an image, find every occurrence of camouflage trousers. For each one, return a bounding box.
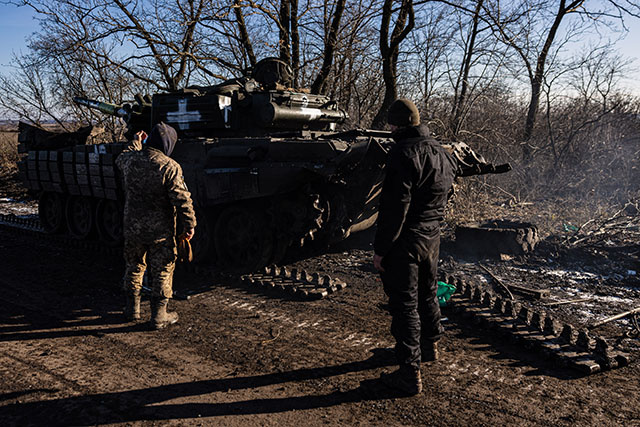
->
[123,237,177,299]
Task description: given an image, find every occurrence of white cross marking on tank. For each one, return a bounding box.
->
[166,98,202,130]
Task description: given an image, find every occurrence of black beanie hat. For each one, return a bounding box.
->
[146,122,178,157]
[387,98,420,127]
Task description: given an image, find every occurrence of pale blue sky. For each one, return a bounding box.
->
[0,3,639,93]
[0,4,35,67]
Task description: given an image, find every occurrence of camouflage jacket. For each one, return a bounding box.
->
[116,147,197,243]
[123,137,143,153]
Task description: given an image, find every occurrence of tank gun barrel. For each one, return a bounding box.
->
[325,130,512,177]
[441,141,511,177]
[260,102,347,126]
[73,96,131,119]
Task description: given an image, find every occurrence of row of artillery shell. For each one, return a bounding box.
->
[444,275,629,374]
[241,266,348,299]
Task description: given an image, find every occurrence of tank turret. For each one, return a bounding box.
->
[74,58,347,139]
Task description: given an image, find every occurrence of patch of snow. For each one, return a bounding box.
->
[512,266,599,281]
[555,287,635,304]
[590,295,636,305]
[555,286,584,297]
[511,265,637,284]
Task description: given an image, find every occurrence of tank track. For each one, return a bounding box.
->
[0,213,346,301]
[241,265,347,300]
[444,274,630,375]
[0,213,119,255]
[0,213,192,300]
[0,213,41,231]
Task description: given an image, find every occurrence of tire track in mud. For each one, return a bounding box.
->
[0,222,396,426]
[210,294,391,350]
[0,269,391,427]
[0,222,241,401]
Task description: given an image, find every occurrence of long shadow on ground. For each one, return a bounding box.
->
[0,349,399,426]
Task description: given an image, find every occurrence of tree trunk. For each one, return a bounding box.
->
[311,0,346,95]
[371,0,414,129]
[279,0,291,68]
[522,0,578,162]
[233,0,257,67]
[290,0,300,88]
[523,3,567,142]
[450,0,483,139]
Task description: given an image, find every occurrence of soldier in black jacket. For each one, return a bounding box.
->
[373,98,457,395]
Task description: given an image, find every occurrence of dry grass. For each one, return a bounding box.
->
[0,126,28,199]
[0,128,19,173]
[444,176,636,240]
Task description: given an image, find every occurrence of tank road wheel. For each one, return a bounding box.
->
[38,192,66,234]
[213,204,274,273]
[65,196,95,240]
[96,199,123,246]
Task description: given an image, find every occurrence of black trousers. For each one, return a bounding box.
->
[381,232,443,369]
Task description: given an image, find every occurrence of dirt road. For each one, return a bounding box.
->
[0,223,639,426]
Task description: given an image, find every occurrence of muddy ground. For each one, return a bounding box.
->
[0,179,639,426]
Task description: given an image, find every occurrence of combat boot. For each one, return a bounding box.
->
[380,365,422,396]
[421,341,439,362]
[124,290,141,321]
[151,297,179,330]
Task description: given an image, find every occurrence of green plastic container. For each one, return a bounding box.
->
[437,281,456,307]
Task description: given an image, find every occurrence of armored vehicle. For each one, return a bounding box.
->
[17,59,391,271]
[17,58,510,272]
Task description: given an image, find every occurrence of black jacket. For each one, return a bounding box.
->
[373,126,457,257]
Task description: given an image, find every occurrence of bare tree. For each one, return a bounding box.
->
[449,0,484,138]
[233,0,258,67]
[5,0,236,91]
[371,0,414,129]
[406,5,455,114]
[403,1,513,140]
[311,0,346,94]
[544,48,634,169]
[2,0,638,150]
[484,0,640,161]
[323,0,383,125]
[0,55,72,128]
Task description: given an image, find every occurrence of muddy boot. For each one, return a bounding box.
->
[151,297,179,330]
[124,290,141,321]
[421,341,439,362]
[380,365,422,396]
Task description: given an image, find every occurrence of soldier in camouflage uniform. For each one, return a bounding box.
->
[116,123,197,329]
